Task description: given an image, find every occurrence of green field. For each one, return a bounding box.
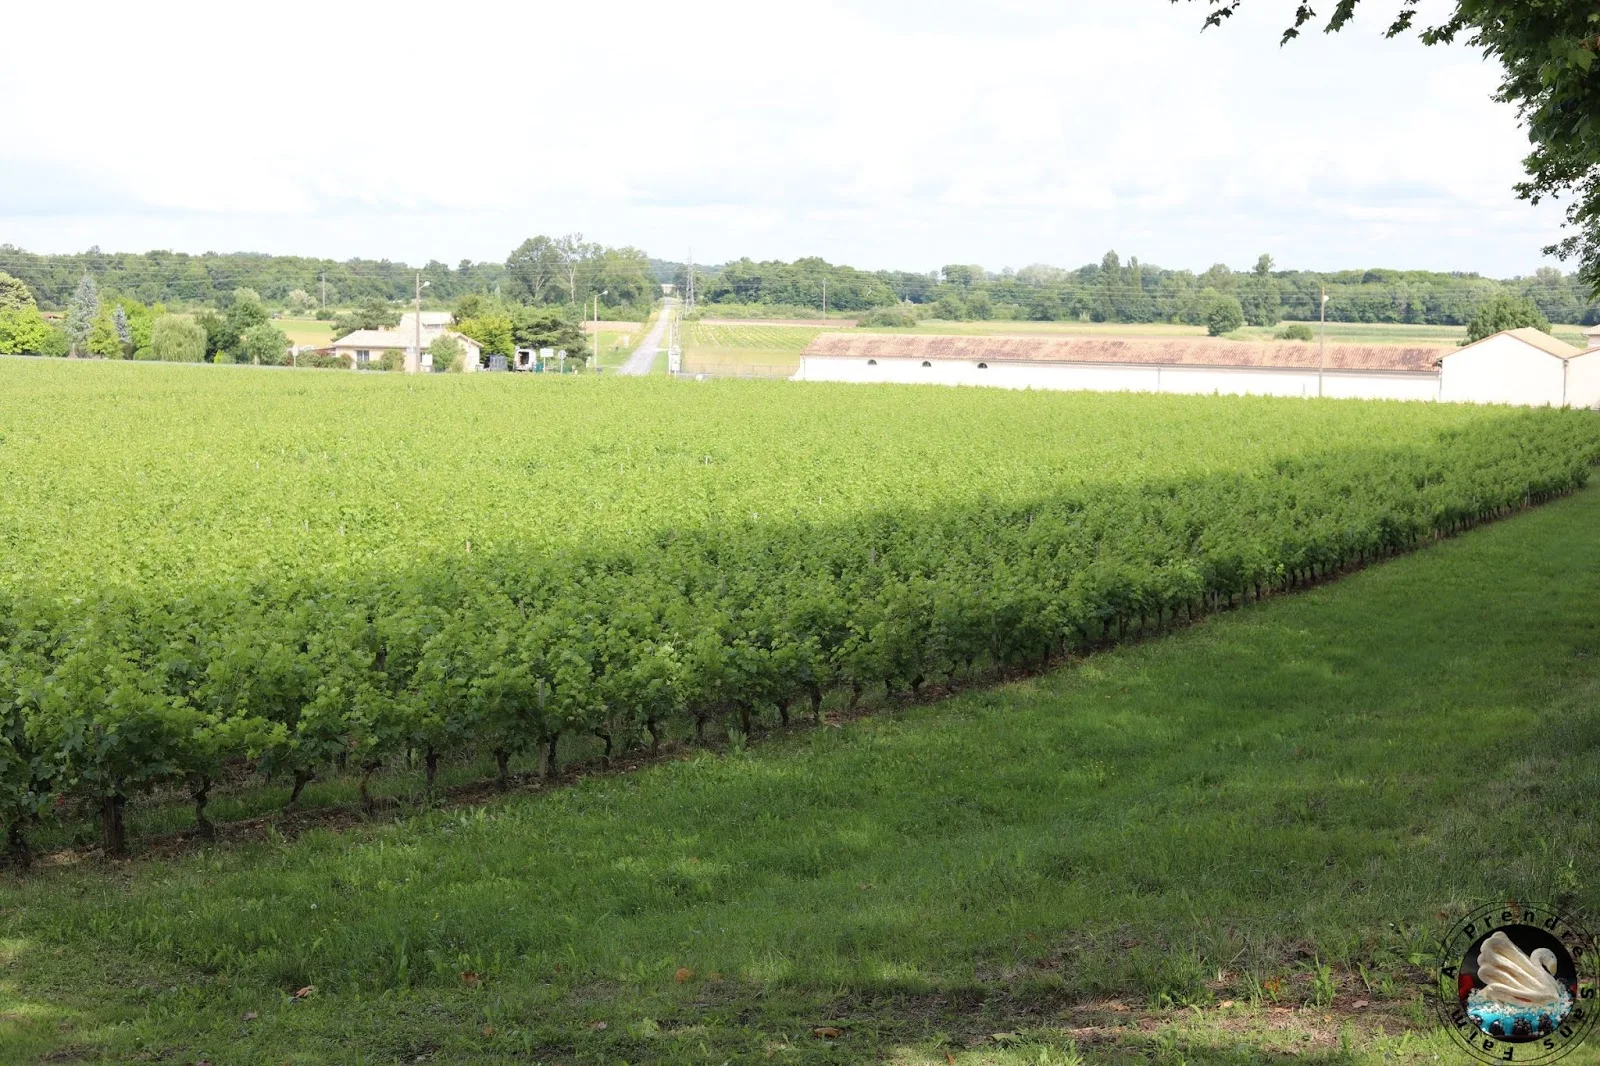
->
[5,454,1600,1064]
[273,316,338,347]
[5,361,1600,1064]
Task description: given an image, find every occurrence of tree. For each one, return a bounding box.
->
[0,307,55,354]
[1206,295,1245,336]
[506,236,562,304]
[112,306,132,353]
[556,233,599,305]
[239,323,290,365]
[229,287,262,307]
[1465,293,1551,342]
[65,275,98,357]
[427,333,467,373]
[0,271,35,312]
[87,311,123,357]
[456,312,514,357]
[151,315,207,363]
[287,289,315,313]
[512,306,585,356]
[330,298,398,337]
[1176,2,1600,295]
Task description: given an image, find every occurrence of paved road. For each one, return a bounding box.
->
[617,302,673,376]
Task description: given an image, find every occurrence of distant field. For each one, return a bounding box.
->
[682,320,820,375]
[274,316,337,347]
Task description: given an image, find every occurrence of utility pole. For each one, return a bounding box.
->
[592,289,608,368]
[320,272,326,311]
[822,277,827,318]
[410,272,429,374]
[686,248,696,316]
[1318,286,1329,399]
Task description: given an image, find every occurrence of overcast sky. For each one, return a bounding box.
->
[0,0,1564,277]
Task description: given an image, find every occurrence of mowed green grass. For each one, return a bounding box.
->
[5,478,1600,1063]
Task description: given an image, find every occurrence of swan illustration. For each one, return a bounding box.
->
[1477,931,1563,1007]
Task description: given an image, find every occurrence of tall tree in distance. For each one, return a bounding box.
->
[506,236,561,304]
[65,275,99,357]
[1175,1,1600,294]
[556,233,598,305]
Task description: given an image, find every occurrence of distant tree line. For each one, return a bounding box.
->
[0,235,658,320]
[10,240,1599,329]
[670,251,1600,327]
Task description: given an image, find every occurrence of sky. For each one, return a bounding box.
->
[0,0,1568,278]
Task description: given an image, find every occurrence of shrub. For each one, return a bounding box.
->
[1275,323,1315,342]
[1206,297,1245,337]
[857,305,919,328]
[151,315,207,363]
[428,335,466,373]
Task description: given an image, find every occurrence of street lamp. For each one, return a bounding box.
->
[1317,287,1330,398]
[593,289,608,368]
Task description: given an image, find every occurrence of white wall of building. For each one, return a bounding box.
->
[1438,334,1567,406]
[795,356,1440,402]
[1564,351,1600,409]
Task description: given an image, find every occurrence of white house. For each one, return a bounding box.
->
[330,326,483,373]
[1438,327,1600,407]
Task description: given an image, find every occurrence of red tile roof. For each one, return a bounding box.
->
[803,333,1446,372]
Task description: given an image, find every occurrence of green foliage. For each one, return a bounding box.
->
[455,315,513,357]
[64,275,98,356]
[426,334,466,373]
[1466,293,1552,343]
[86,311,123,357]
[239,323,290,366]
[0,307,56,354]
[1275,323,1316,342]
[330,298,399,338]
[0,270,36,312]
[1205,296,1245,336]
[856,305,920,327]
[0,362,1597,861]
[512,306,584,357]
[150,315,207,363]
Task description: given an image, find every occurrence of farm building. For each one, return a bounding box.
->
[1438,327,1600,407]
[330,325,482,373]
[794,330,1600,407]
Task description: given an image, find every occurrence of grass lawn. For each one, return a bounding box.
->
[4,484,1600,1064]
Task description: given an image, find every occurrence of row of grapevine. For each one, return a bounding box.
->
[1,411,1597,861]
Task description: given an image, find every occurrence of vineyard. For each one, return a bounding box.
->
[2,358,1599,861]
[681,320,821,374]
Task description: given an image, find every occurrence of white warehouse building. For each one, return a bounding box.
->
[793,328,1600,408]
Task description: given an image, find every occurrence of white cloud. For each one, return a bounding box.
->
[0,0,1567,276]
